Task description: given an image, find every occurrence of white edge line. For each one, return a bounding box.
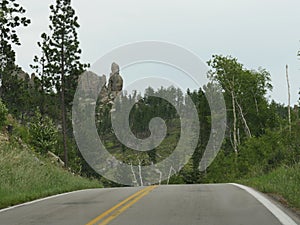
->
[230,183,298,225]
[0,188,96,213]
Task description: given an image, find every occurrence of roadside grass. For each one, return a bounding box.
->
[239,164,300,209]
[0,140,102,209]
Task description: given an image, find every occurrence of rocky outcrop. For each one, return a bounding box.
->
[92,62,123,104]
[75,62,123,106]
[12,69,38,88]
[107,62,123,99]
[98,74,109,103]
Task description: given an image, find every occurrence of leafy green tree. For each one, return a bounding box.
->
[207,55,272,153]
[40,0,88,167]
[207,55,243,153]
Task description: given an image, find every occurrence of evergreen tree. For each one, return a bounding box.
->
[0,0,30,114]
[40,0,88,167]
[30,34,54,115]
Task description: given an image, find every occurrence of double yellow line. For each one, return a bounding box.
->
[86,185,157,225]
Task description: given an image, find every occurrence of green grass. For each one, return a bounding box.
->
[0,139,102,209]
[239,164,300,209]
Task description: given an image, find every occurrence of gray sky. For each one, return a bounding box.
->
[14,0,300,105]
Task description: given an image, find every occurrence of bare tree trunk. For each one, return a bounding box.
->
[254,96,259,114]
[231,91,238,154]
[229,132,234,151]
[167,166,176,185]
[237,128,241,145]
[286,64,291,133]
[61,32,68,168]
[235,99,252,138]
[40,55,45,115]
[154,168,162,185]
[138,159,144,186]
[130,162,138,186]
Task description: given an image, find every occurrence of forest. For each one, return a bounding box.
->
[1,0,300,205]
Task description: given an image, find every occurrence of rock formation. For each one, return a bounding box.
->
[108,62,123,99]
[12,70,38,88]
[98,74,109,103]
[77,62,123,105]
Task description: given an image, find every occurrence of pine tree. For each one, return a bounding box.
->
[0,0,30,112]
[30,34,53,115]
[40,0,88,167]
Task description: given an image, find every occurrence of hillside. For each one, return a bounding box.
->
[240,164,300,210]
[0,133,102,209]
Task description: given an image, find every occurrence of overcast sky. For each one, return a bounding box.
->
[14,0,300,105]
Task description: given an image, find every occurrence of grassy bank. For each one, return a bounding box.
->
[239,164,300,209]
[0,138,102,209]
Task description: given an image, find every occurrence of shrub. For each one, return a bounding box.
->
[29,109,58,154]
[0,98,8,127]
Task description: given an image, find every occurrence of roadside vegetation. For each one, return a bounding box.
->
[0,99,101,209]
[0,0,299,211]
[202,122,300,209]
[0,138,101,209]
[0,95,102,209]
[240,164,300,209]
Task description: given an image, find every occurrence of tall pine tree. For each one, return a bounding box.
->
[40,0,88,167]
[0,0,30,114]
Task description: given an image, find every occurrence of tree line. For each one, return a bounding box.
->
[1,0,87,169]
[96,58,299,184]
[0,0,299,185]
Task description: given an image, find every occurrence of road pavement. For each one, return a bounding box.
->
[0,184,299,225]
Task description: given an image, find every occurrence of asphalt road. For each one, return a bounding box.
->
[0,184,299,225]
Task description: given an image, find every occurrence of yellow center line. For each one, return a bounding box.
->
[85,186,157,225]
[98,186,157,225]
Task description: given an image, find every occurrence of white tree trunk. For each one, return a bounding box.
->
[254,96,259,114]
[235,99,252,138]
[167,166,176,185]
[154,168,162,185]
[237,128,241,145]
[286,64,291,133]
[138,159,144,186]
[130,162,138,186]
[231,91,238,154]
